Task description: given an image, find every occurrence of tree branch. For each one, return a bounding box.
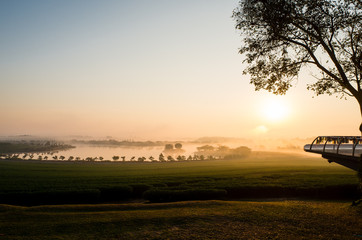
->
[280,35,343,83]
[292,19,359,97]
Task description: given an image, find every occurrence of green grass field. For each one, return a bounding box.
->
[0,152,359,205]
[0,151,361,239]
[0,200,361,239]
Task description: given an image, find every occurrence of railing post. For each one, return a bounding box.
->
[323,137,329,153]
[310,137,319,151]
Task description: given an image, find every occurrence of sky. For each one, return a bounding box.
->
[0,0,360,141]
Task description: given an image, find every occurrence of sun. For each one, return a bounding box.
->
[262,98,289,122]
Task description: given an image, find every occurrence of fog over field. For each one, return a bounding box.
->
[0,1,360,142]
[0,134,313,153]
[0,1,361,239]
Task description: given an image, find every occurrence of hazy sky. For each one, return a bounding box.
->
[0,0,360,140]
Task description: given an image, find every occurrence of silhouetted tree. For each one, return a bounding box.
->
[99,156,104,161]
[159,153,165,162]
[358,167,362,199]
[233,0,362,129]
[68,156,74,161]
[197,145,214,152]
[112,156,119,161]
[121,156,126,162]
[138,157,146,162]
[164,144,174,150]
[175,143,182,149]
[59,155,65,161]
[217,146,230,152]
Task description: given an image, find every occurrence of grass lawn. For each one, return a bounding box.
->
[0,152,359,204]
[0,200,361,240]
[0,151,361,239]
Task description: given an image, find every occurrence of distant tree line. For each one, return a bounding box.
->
[0,152,243,163]
[0,141,252,163]
[70,139,169,147]
[195,145,251,159]
[0,140,74,154]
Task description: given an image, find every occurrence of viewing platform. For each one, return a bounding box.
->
[304,136,362,171]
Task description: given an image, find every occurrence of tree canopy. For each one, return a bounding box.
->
[233,0,361,116]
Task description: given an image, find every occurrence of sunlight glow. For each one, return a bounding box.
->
[254,125,269,134]
[262,98,289,122]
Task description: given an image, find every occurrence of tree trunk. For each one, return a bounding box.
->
[357,98,362,205]
[357,97,362,136]
[356,167,362,205]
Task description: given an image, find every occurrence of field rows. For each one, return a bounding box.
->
[0,152,359,205]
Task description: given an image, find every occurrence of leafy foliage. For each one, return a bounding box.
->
[233,0,361,101]
[195,145,251,158]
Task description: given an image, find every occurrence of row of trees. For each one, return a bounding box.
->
[0,144,251,162]
[0,153,223,162]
